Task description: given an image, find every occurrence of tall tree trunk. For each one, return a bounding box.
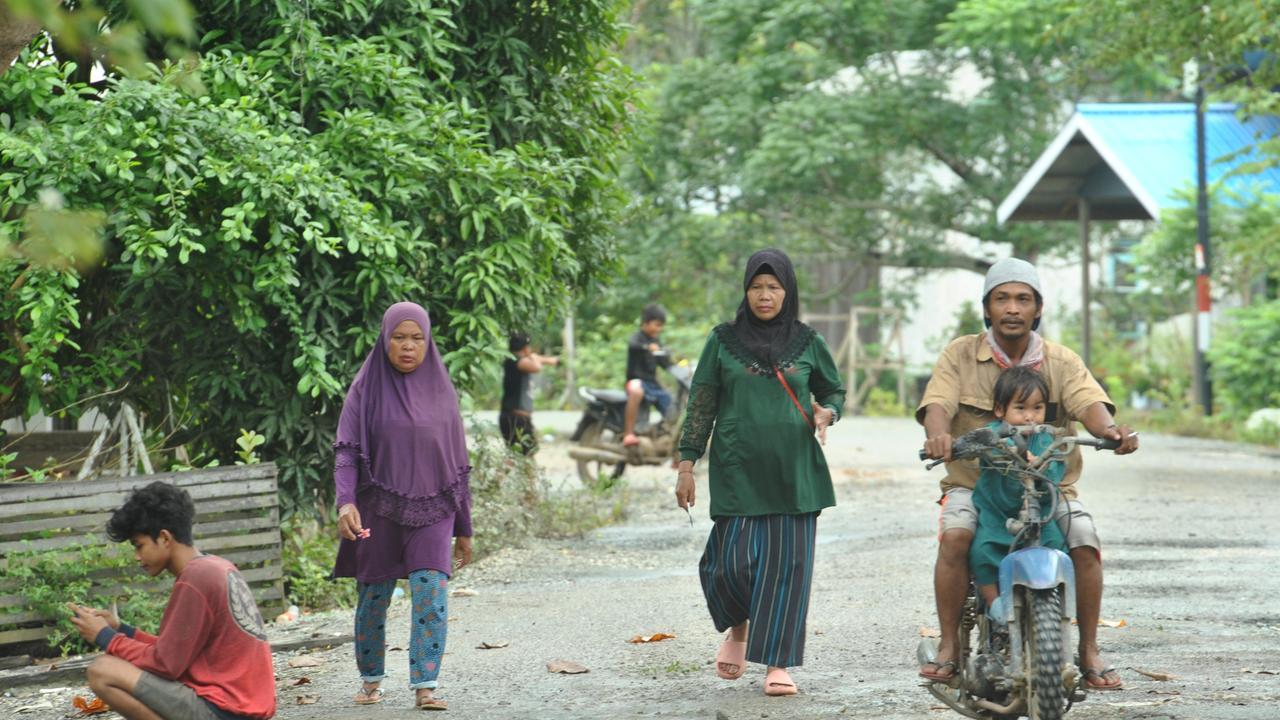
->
[0,4,40,77]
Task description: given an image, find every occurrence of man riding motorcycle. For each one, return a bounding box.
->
[916,258,1138,691]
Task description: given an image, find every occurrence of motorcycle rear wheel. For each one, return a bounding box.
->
[1026,587,1066,720]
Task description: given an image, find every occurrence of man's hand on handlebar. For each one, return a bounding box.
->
[923,432,953,462]
[1102,423,1139,455]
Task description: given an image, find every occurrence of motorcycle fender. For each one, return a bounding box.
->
[996,547,1077,621]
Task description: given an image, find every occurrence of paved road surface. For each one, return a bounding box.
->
[5,416,1278,719]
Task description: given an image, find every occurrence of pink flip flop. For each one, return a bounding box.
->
[764,667,797,696]
[715,635,747,680]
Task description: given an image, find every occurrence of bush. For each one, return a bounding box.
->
[1211,299,1280,415]
[282,422,625,611]
[5,540,167,656]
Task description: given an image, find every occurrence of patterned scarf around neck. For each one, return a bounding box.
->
[986,330,1045,371]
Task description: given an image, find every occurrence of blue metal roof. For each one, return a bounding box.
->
[999,103,1280,223]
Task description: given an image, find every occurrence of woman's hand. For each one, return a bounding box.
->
[811,402,834,445]
[453,536,473,572]
[675,467,696,509]
[337,503,363,541]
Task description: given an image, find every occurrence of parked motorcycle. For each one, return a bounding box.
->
[567,361,692,485]
[917,423,1120,720]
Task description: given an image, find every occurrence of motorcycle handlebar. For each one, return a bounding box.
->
[918,430,1124,468]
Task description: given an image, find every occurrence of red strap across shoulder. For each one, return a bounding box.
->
[775,369,813,429]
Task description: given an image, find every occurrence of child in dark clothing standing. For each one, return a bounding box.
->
[500,331,559,455]
[68,481,276,720]
[622,304,673,447]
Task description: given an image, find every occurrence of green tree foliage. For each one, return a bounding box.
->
[1212,300,1280,413]
[1,1,636,514]
[599,0,1171,327]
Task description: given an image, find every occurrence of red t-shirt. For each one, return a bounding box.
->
[107,555,276,719]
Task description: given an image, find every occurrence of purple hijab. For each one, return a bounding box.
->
[334,302,470,527]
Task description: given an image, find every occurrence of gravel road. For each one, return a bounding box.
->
[5,415,1278,719]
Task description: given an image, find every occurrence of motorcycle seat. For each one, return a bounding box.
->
[586,388,628,404]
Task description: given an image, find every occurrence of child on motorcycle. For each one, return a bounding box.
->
[970,366,1067,609]
[622,304,673,447]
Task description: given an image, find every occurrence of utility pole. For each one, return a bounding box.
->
[1193,83,1214,415]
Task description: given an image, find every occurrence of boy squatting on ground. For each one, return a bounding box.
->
[67,481,276,720]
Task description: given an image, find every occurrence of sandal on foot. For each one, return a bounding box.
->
[764,667,797,696]
[1082,666,1124,690]
[919,660,958,682]
[353,687,384,705]
[715,635,747,680]
[416,693,448,711]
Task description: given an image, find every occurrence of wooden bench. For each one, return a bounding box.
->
[0,464,284,653]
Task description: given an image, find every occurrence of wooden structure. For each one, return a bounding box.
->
[804,306,907,415]
[0,464,283,652]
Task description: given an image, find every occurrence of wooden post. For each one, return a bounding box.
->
[1080,197,1092,369]
[846,308,859,415]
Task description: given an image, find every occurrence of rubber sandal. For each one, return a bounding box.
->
[764,667,797,696]
[919,660,958,682]
[416,692,448,711]
[715,635,747,680]
[353,687,384,705]
[1082,666,1124,690]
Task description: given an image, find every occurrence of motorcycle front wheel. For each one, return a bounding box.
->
[1025,587,1066,720]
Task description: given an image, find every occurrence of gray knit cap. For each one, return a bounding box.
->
[982,257,1042,299]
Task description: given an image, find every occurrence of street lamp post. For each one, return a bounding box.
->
[1193,85,1213,416]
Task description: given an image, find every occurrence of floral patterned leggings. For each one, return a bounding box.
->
[354,569,448,689]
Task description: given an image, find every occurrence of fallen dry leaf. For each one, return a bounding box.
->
[476,640,509,650]
[451,587,478,598]
[72,696,110,716]
[1130,667,1178,681]
[919,627,942,638]
[1242,668,1277,675]
[627,632,676,644]
[289,677,312,686]
[287,655,323,668]
[295,695,318,705]
[546,660,589,674]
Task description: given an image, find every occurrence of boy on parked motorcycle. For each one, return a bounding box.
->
[970,366,1067,608]
[622,304,674,447]
[917,258,1138,691]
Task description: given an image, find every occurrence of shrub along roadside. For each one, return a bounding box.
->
[282,423,625,613]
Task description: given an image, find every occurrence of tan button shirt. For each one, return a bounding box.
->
[915,333,1115,499]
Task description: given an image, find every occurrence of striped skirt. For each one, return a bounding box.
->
[698,512,817,668]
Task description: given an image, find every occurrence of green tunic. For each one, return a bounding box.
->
[678,323,846,518]
[969,423,1067,586]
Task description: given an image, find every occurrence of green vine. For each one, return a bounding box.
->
[4,538,166,656]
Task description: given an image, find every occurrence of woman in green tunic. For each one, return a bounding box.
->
[675,248,845,696]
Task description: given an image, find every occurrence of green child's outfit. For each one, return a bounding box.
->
[969,422,1067,587]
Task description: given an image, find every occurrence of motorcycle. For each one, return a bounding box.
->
[917,423,1120,720]
[567,360,692,485]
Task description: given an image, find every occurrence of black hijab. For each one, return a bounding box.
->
[731,248,802,368]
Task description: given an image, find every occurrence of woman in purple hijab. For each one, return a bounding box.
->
[332,302,472,711]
